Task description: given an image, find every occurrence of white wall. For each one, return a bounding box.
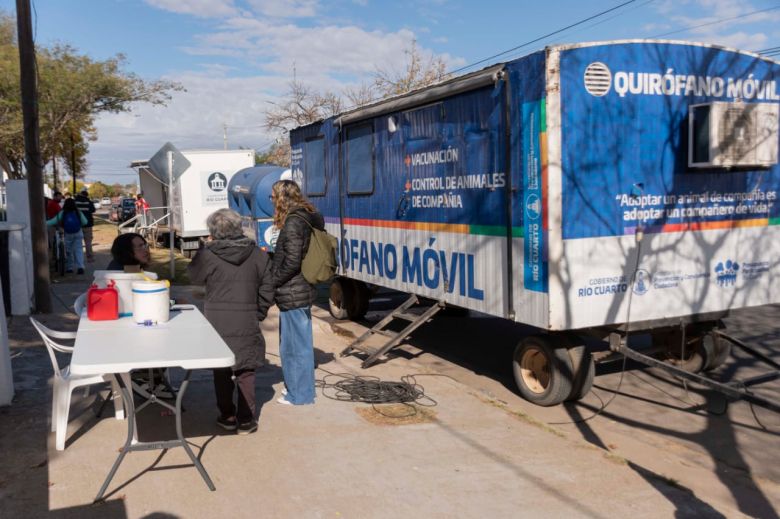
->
[5,180,33,315]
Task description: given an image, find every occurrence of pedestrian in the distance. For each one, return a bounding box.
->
[188,208,275,434]
[47,198,87,274]
[270,180,324,406]
[135,193,150,226]
[74,189,96,262]
[46,191,63,249]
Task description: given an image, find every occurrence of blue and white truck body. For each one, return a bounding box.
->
[290,40,780,333]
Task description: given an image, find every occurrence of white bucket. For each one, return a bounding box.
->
[131,281,170,324]
[92,270,159,317]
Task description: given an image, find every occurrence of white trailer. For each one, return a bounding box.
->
[135,148,255,255]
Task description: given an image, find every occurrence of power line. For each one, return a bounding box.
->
[651,5,780,38]
[449,0,640,75]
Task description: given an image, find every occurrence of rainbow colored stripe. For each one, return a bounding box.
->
[325,216,524,237]
[624,217,779,236]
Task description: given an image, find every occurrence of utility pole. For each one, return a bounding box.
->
[222,123,228,150]
[16,0,51,312]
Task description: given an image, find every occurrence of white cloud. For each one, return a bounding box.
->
[143,0,238,18]
[86,71,290,179]
[184,18,462,84]
[87,1,464,182]
[245,0,319,18]
[651,0,780,51]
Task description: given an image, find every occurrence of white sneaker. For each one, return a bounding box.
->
[277,396,292,405]
[281,387,288,396]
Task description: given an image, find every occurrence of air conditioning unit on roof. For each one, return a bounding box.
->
[688,101,779,168]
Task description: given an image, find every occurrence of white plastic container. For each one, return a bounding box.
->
[92,270,159,317]
[131,280,170,324]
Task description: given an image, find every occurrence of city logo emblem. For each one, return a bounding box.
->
[526,193,541,220]
[583,62,611,97]
[715,260,739,286]
[207,172,227,192]
[632,269,651,295]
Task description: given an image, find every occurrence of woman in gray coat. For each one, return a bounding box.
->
[188,208,274,434]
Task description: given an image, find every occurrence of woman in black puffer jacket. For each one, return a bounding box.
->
[188,208,275,433]
[270,180,324,405]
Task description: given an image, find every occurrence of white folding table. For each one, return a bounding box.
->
[71,305,235,502]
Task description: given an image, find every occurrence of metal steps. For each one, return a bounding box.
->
[340,295,444,368]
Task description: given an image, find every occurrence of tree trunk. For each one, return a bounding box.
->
[51,156,59,190]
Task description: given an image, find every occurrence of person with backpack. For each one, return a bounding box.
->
[74,189,96,262]
[47,198,87,274]
[270,180,325,406]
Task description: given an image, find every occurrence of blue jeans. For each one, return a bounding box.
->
[64,230,84,271]
[279,307,315,405]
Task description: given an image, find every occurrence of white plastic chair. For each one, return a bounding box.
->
[73,293,87,316]
[29,317,130,451]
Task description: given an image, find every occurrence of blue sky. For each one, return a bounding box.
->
[2,0,780,183]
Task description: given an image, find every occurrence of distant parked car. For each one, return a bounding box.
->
[120,198,136,222]
[91,198,101,208]
[101,197,112,206]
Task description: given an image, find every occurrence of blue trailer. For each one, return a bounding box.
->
[289,40,780,406]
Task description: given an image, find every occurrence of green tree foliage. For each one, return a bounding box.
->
[87,181,110,199]
[0,10,182,179]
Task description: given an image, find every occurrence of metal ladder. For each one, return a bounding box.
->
[340,295,445,368]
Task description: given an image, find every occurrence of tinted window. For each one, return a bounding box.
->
[304,137,326,196]
[346,124,374,194]
[692,105,710,164]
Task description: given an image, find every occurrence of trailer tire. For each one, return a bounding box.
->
[702,332,731,372]
[513,336,573,407]
[658,328,708,373]
[350,280,370,320]
[565,341,595,402]
[329,277,354,320]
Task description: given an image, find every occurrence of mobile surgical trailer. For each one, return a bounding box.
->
[289,40,780,407]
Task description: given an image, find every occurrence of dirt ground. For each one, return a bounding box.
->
[0,220,776,518]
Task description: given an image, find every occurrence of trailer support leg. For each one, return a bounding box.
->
[609,333,780,414]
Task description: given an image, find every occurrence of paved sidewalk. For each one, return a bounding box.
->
[0,237,734,518]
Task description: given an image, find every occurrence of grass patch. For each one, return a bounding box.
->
[475,392,567,438]
[92,220,192,284]
[145,248,191,284]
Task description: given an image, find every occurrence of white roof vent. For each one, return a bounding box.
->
[583,62,612,97]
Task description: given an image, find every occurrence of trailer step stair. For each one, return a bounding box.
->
[340,295,445,368]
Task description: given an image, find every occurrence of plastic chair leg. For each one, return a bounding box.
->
[54,385,73,451]
[51,383,58,433]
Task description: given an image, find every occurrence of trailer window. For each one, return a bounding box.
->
[346,124,374,194]
[304,137,326,196]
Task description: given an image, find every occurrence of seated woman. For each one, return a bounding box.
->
[107,232,150,272]
[105,232,169,397]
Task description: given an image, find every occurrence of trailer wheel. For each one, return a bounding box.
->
[659,328,719,373]
[565,340,595,402]
[329,277,354,320]
[513,336,573,407]
[702,332,731,372]
[350,280,370,320]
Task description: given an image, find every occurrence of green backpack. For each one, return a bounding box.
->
[288,214,338,284]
